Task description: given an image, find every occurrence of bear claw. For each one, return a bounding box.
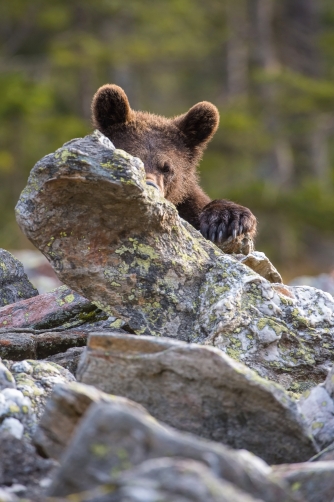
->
[199,200,257,245]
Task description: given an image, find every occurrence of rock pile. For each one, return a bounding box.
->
[15,131,334,393]
[0,131,332,500]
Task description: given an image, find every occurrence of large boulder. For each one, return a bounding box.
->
[47,398,295,501]
[77,332,317,464]
[15,131,334,392]
[0,249,38,307]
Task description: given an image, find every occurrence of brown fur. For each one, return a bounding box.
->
[91,84,257,243]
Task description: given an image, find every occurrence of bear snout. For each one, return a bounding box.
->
[146,174,164,195]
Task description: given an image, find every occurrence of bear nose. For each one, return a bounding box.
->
[146,180,160,192]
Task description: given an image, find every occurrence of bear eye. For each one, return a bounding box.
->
[161,162,171,174]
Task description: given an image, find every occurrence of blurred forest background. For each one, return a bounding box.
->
[1,0,334,282]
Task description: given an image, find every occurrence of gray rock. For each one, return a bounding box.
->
[324,364,334,398]
[0,387,34,437]
[34,381,146,460]
[0,361,15,391]
[0,488,19,502]
[47,399,294,501]
[7,359,75,420]
[0,284,106,332]
[103,458,266,502]
[0,359,75,439]
[0,329,89,362]
[239,251,282,284]
[15,132,334,392]
[45,346,86,375]
[298,365,334,449]
[310,442,334,462]
[77,331,317,464]
[0,418,24,439]
[273,461,334,502]
[0,249,38,307]
[0,432,55,502]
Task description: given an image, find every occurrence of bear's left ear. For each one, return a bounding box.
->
[174,102,219,148]
[91,84,132,130]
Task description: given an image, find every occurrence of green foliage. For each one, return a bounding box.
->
[0,0,334,279]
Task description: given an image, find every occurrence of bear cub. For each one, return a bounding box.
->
[91,84,257,244]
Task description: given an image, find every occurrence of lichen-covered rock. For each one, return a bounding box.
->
[0,249,38,307]
[47,399,295,501]
[77,332,316,464]
[0,359,75,440]
[15,131,334,391]
[0,387,34,438]
[273,461,334,502]
[0,361,15,391]
[0,284,104,331]
[298,365,334,449]
[33,381,146,459]
[0,284,109,361]
[103,458,266,502]
[7,359,75,420]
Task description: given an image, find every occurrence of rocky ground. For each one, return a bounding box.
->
[0,131,333,501]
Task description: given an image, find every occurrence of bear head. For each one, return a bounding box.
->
[91,84,219,206]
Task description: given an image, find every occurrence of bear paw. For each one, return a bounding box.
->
[199,200,257,244]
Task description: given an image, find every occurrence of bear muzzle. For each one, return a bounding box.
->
[145,174,164,195]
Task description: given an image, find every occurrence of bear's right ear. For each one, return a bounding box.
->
[91,84,132,130]
[174,101,219,149]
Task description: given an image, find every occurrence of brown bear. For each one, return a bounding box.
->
[91,84,257,244]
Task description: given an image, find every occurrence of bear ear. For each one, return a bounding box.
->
[91,84,132,130]
[174,101,219,149]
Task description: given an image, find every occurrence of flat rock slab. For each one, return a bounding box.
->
[0,249,38,307]
[0,285,107,361]
[0,285,101,331]
[47,398,294,502]
[77,332,317,464]
[273,461,334,502]
[0,329,88,361]
[15,132,334,392]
